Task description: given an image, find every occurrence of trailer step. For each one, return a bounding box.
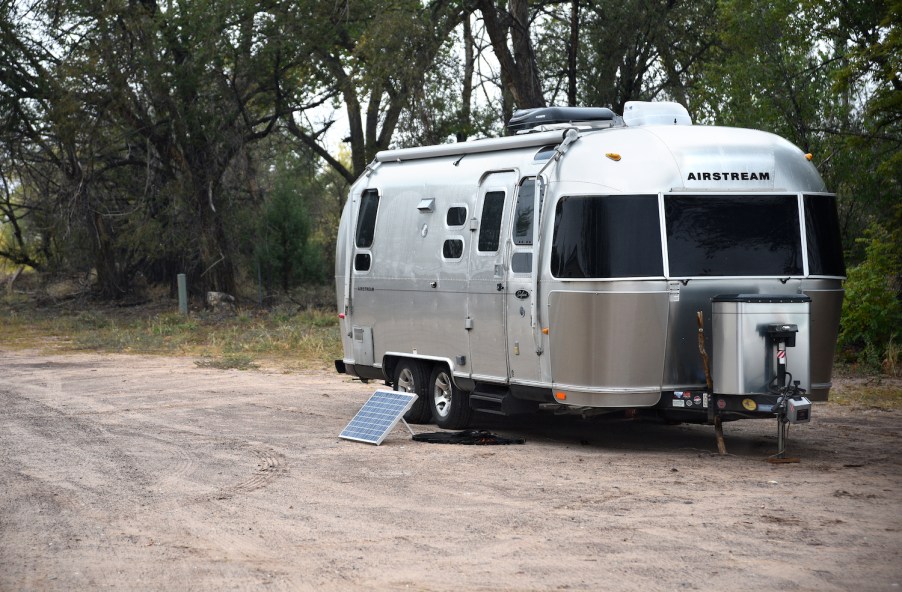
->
[469,386,537,416]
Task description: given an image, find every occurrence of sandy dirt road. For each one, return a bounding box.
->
[1,348,900,591]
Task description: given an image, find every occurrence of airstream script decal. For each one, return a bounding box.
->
[687,171,771,181]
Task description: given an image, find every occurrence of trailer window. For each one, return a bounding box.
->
[446,206,467,227]
[533,145,556,161]
[511,252,532,273]
[513,179,536,246]
[551,195,663,278]
[354,253,371,272]
[804,195,845,276]
[442,238,464,260]
[478,191,505,252]
[664,194,802,277]
[355,189,379,248]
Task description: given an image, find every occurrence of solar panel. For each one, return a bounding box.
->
[339,390,418,445]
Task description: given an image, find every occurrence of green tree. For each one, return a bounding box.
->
[285,0,468,181]
[256,176,322,293]
[1,0,331,297]
[694,0,899,259]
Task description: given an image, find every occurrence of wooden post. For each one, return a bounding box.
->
[698,311,726,455]
[177,274,188,315]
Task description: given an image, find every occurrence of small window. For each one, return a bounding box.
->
[478,191,505,252]
[513,179,536,246]
[442,238,464,260]
[446,206,467,227]
[534,145,556,161]
[354,253,371,272]
[355,189,379,248]
[511,252,532,273]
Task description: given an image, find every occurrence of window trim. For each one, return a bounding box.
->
[550,192,666,280]
[353,250,373,274]
[445,204,468,229]
[547,191,836,282]
[355,188,380,249]
[510,177,538,275]
[441,236,466,262]
[476,189,507,254]
[802,192,846,279]
[662,192,805,281]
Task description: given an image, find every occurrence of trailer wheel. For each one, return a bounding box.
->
[394,360,432,424]
[429,365,471,430]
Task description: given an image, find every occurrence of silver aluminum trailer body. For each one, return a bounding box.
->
[334,104,844,428]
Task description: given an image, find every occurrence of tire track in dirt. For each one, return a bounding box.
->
[212,446,288,500]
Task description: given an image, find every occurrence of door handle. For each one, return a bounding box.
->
[496,283,504,291]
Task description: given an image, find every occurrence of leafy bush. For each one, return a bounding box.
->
[838,223,902,372]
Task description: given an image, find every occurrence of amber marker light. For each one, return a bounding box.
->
[555,392,567,401]
[542,327,549,335]
[605,152,621,161]
[805,153,813,161]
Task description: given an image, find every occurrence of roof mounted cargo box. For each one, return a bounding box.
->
[508,106,616,133]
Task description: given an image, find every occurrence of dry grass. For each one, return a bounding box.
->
[829,375,902,411]
[0,295,342,371]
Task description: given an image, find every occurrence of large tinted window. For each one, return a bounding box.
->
[478,191,505,252]
[355,189,379,248]
[804,195,845,276]
[551,195,663,278]
[665,194,802,276]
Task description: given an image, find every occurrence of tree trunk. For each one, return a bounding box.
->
[91,211,127,298]
[196,183,236,296]
[567,0,580,106]
[476,0,546,110]
[457,14,475,142]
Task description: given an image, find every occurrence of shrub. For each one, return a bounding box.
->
[838,223,902,372]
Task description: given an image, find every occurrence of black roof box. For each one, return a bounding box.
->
[507,106,616,133]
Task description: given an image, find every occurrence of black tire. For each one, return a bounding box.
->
[429,365,471,429]
[393,360,432,424]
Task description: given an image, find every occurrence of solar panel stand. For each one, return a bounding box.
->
[398,417,415,437]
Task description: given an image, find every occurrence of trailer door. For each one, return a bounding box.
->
[506,177,542,384]
[467,172,516,382]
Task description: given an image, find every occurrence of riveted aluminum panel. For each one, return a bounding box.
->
[802,282,844,400]
[352,326,374,366]
[548,290,669,406]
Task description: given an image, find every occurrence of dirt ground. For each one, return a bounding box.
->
[1,349,900,592]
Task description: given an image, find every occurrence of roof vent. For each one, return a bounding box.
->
[622,101,692,126]
[508,107,616,133]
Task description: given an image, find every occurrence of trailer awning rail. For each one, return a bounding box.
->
[374,129,573,163]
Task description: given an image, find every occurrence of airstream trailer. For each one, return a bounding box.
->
[334,102,845,435]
